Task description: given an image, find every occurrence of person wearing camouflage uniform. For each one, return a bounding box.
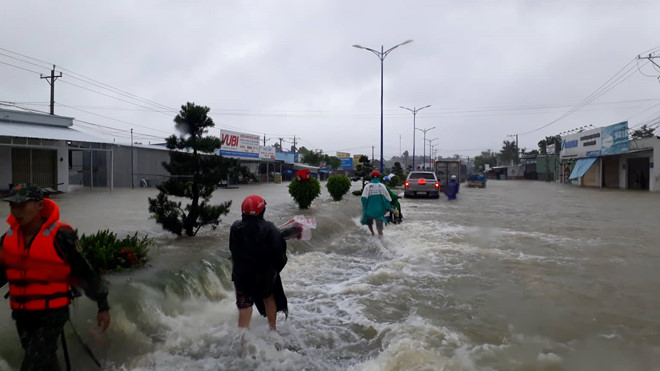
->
[0,184,110,371]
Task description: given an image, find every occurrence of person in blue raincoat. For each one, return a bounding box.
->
[361,170,392,236]
[444,174,459,200]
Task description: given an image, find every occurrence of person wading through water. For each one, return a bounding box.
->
[229,195,290,331]
[361,170,393,237]
[0,184,110,371]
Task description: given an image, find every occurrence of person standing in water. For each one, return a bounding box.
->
[382,176,402,224]
[361,170,392,236]
[0,184,110,370]
[445,175,460,200]
[229,195,288,331]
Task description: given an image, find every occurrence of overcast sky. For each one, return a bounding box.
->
[2,1,660,159]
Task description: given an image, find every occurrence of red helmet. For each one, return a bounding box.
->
[370,170,380,178]
[241,195,266,215]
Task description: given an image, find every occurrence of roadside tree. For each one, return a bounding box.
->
[148,102,237,237]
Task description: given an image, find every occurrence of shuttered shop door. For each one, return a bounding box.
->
[32,149,57,187]
[11,148,30,185]
[11,148,57,187]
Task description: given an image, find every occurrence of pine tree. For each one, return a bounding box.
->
[148,102,238,236]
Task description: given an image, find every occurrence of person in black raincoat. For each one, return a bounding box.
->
[229,195,288,330]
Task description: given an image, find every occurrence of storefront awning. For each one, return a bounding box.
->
[569,157,597,179]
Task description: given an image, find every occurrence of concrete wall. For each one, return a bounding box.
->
[111,145,170,188]
[0,147,11,190]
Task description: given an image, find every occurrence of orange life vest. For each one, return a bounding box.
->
[2,199,72,311]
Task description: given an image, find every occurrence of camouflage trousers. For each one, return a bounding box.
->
[12,307,69,371]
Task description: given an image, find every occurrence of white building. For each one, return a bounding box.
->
[560,121,659,191]
[0,108,170,191]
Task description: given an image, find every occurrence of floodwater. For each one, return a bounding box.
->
[1,180,660,370]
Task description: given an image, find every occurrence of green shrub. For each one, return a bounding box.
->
[390,175,402,187]
[288,177,321,209]
[326,175,351,201]
[79,230,154,273]
[352,190,362,196]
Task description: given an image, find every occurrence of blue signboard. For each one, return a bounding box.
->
[601,121,629,155]
[275,151,299,163]
[340,157,353,170]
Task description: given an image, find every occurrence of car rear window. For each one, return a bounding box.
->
[408,172,436,180]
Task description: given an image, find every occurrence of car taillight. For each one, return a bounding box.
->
[418,179,427,185]
[435,182,440,189]
[404,181,409,188]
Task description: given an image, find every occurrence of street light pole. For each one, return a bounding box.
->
[400,104,431,171]
[426,138,438,171]
[415,126,435,170]
[354,39,413,173]
[426,137,438,164]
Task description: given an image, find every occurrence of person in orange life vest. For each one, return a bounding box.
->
[230,195,288,331]
[0,184,110,371]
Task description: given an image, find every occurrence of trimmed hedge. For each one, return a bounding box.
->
[288,177,321,209]
[326,175,352,201]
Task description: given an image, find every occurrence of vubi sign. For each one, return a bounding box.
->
[218,129,261,159]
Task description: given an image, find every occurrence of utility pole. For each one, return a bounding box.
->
[40,65,62,115]
[263,134,272,146]
[278,137,284,151]
[638,53,660,69]
[131,129,134,189]
[507,133,519,164]
[372,146,375,165]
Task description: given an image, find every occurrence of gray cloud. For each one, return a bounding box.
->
[2,0,660,157]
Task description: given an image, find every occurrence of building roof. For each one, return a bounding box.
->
[0,121,109,143]
[0,107,109,143]
[0,107,74,127]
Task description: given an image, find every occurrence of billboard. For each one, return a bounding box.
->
[336,152,350,158]
[560,127,601,159]
[259,146,276,160]
[219,129,261,158]
[353,154,364,169]
[560,123,630,159]
[340,157,353,170]
[601,121,629,155]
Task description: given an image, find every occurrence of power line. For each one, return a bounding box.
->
[0,51,52,72]
[517,57,641,136]
[58,79,174,116]
[0,47,176,114]
[57,103,173,135]
[57,67,177,113]
[0,47,53,68]
[0,60,41,75]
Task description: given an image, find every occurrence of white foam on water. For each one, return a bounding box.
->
[349,314,466,371]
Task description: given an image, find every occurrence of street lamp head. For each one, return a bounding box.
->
[352,44,364,49]
[401,39,414,46]
[421,104,431,110]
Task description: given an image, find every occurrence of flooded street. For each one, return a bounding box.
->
[1,180,660,370]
